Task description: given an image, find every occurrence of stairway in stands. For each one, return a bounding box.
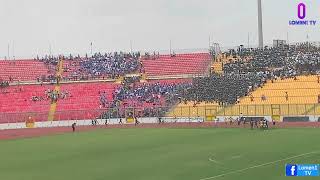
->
[211,62,223,74]
[47,59,64,121]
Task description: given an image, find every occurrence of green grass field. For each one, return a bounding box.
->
[0,128,319,180]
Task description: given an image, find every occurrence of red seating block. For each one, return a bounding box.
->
[141,53,212,76]
[0,60,52,81]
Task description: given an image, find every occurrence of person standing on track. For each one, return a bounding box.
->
[158,116,162,124]
[265,119,269,129]
[72,122,76,132]
[135,116,140,126]
[250,118,254,130]
[254,119,258,128]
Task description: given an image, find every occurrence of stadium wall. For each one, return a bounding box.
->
[0,117,205,130]
[0,116,319,130]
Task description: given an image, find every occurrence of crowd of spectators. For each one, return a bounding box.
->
[5,43,320,118]
[184,73,266,105]
[37,55,59,66]
[45,89,70,103]
[224,44,320,78]
[142,52,161,60]
[35,55,58,82]
[99,91,108,108]
[0,81,9,88]
[189,43,320,105]
[113,82,190,105]
[100,81,192,118]
[36,52,141,82]
[123,76,141,84]
[31,89,71,103]
[97,43,320,118]
[64,52,140,80]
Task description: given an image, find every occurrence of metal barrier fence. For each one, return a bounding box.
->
[1,104,320,124]
[169,104,320,117]
[0,108,168,124]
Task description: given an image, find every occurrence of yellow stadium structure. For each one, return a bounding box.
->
[167,75,320,118]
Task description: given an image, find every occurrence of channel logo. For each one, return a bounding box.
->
[286,164,319,177]
[289,2,317,26]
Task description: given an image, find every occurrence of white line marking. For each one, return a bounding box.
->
[200,151,319,180]
[208,158,220,164]
[208,155,221,164]
[229,155,242,160]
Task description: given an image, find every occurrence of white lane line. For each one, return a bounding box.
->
[200,151,319,180]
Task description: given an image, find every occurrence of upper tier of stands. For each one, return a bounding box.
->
[141,53,212,77]
[61,52,140,81]
[0,60,53,82]
[0,52,212,83]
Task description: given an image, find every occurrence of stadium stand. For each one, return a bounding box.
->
[62,59,80,80]
[0,84,54,123]
[54,82,119,120]
[2,43,320,124]
[0,60,54,82]
[239,76,320,105]
[60,52,140,81]
[46,79,191,121]
[141,53,212,77]
[211,61,223,74]
[101,78,192,118]
[168,44,320,118]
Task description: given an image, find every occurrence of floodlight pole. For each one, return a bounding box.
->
[257,0,264,48]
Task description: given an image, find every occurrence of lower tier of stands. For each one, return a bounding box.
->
[168,76,320,118]
[239,76,320,105]
[0,84,54,123]
[0,79,192,122]
[2,76,320,123]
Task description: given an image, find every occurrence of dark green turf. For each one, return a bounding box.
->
[0,128,319,180]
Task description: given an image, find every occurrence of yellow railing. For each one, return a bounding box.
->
[166,104,320,117]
